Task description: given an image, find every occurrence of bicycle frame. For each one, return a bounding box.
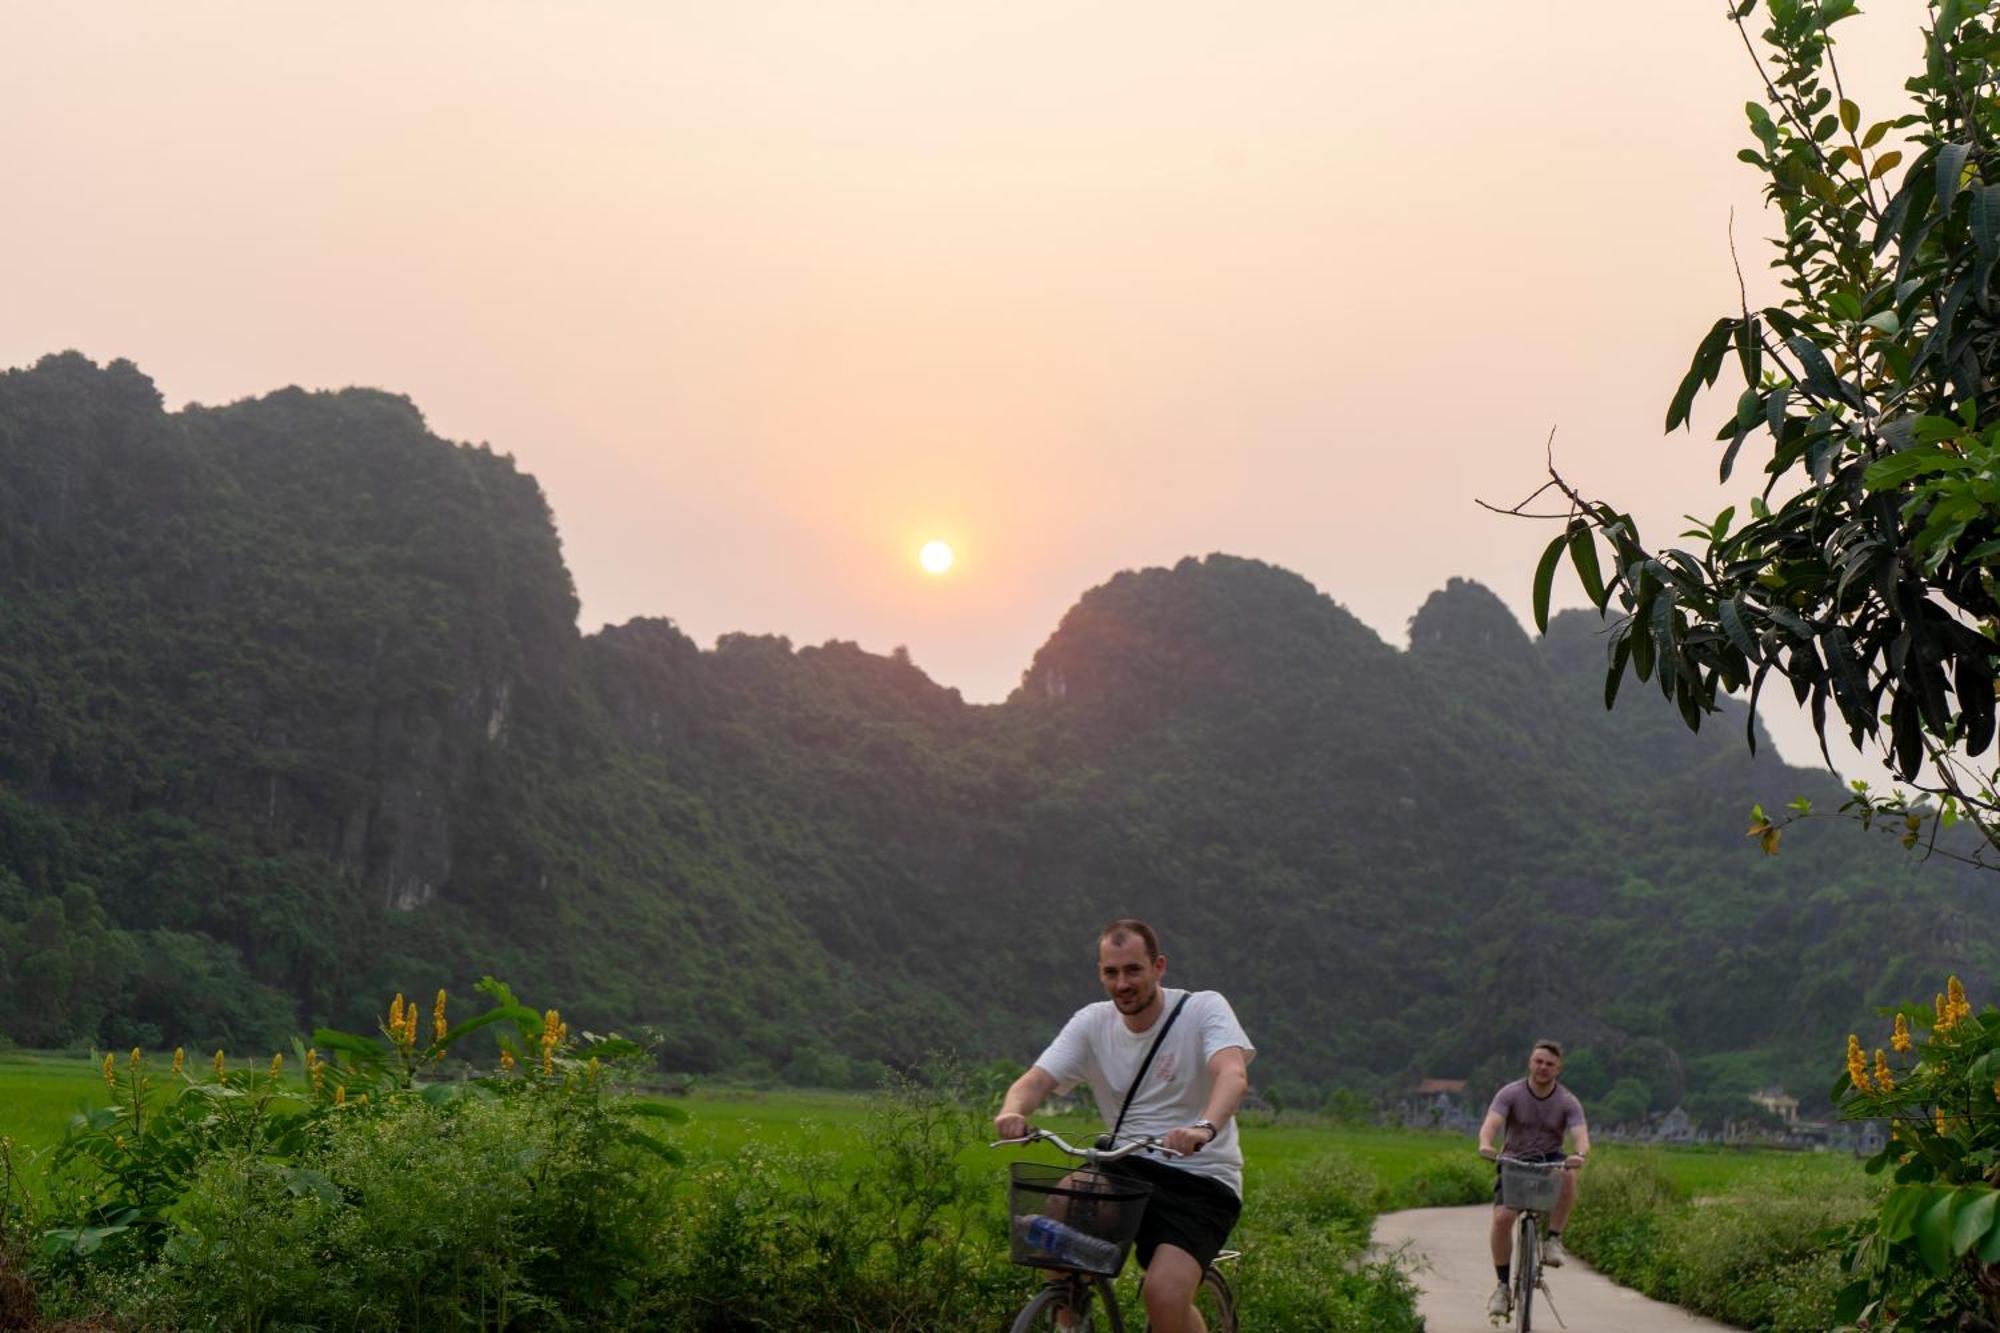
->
[1490,1153,1578,1332]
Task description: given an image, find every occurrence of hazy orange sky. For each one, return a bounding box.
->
[2,2,1934,776]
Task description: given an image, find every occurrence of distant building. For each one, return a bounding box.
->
[1749,1087,1800,1124]
[1400,1077,1478,1134]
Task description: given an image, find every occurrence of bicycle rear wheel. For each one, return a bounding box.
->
[1009,1278,1113,1332]
[1191,1263,1236,1333]
[1513,1216,1538,1331]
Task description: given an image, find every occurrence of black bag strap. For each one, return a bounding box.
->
[1110,991,1193,1142]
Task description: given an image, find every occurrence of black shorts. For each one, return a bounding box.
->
[1492,1151,1567,1206]
[1103,1155,1242,1271]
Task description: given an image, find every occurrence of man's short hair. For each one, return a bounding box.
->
[1099,918,1161,961]
[1532,1039,1564,1059]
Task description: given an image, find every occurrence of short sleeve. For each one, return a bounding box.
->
[1034,1008,1095,1089]
[1195,992,1255,1066]
[1564,1091,1586,1129]
[1487,1085,1516,1121]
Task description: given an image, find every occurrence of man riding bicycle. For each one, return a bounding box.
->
[1477,1040,1591,1321]
[995,919,1254,1333]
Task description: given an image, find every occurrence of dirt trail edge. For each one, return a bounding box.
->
[1372,1205,1738,1333]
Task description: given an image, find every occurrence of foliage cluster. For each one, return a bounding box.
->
[1561,1156,1872,1333]
[1832,974,2000,1326]
[22,979,688,1330]
[1527,0,2000,871]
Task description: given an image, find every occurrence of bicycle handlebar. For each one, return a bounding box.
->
[1483,1150,1586,1168]
[990,1129,1182,1160]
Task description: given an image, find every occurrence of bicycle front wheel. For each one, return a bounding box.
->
[1009,1279,1110,1333]
[1514,1217,1538,1332]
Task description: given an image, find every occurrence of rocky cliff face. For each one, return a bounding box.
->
[0,354,587,915]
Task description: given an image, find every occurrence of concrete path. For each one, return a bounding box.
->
[1372,1206,1738,1332]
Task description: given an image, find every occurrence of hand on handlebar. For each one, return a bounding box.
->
[1564,1154,1587,1170]
[1162,1124,1215,1156]
[1477,1145,1499,1161]
[994,1113,1031,1141]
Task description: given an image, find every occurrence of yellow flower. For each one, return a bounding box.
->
[269,1053,284,1078]
[1874,1050,1895,1092]
[128,1047,141,1068]
[1846,1034,1871,1091]
[1948,975,1971,1024]
[588,1056,601,1082]
[1936,1107,1949,1136]
[499,1049,516,1073]
[214,1049,226,1080]
[113,1135,125,1151]
[404,1004,420,1049]
[1893,1014,1912,1053]
[334,1085,346,1106]
[356,1092,369,1106]
[101,1053,116,1090]
[171,1047,185,1076]
[433,989,448,1044]
[308,1049,326,1095]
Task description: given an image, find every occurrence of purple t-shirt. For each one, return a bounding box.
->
[1487,1079,1584,1157]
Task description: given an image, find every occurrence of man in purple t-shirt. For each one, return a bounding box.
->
[1476,1040,1591,1321]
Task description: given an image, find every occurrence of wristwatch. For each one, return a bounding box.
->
[1191,1119,1218,1142]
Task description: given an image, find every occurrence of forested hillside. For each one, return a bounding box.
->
[2,353,1990,1116]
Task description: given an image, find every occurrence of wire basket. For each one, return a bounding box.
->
[1499,1158,1563,1212]
[1006,1162,1152,1276]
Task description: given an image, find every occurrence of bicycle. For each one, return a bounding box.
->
[994,1128,1238,1332]
[1484,1151,1582,1331]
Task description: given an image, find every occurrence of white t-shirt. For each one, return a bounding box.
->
[1034,987,1256,1198]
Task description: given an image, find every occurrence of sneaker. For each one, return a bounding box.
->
[1488,1282,1512,1318]
[1543,1236,1568,1268]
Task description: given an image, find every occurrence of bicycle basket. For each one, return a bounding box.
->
[1499,1158,1562,1212]
[1007,1162,1152,1277]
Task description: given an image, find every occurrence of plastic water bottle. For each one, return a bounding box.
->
[1012,1214,1122,1272]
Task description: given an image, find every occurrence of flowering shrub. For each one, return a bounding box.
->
[1834,975,2000,1327]
[30,976,686,1328]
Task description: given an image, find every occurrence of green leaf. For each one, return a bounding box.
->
[1786,336,1849,403]
[1840,98,1859,133]
[1975,185,2000,259]
[1863,446,1964,490]
[1937,142,1972,214]
[619,1130,686,1165]
[1533,532,1566,633]
[1952,1189,1996,1256]
[1880,1185,1928,1241]
[311,1029,385,1061]
[1568,523,1607,609]
[622,1100,691,1122]
[1720,596,1760,661]
[1667,318,1737,432]
[1917,1189,1961,1274]
[435,1005,542,1050]
[1870,149,1905,180]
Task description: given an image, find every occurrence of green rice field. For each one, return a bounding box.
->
[0,1050,1854,1202]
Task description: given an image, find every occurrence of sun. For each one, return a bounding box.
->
[919,540,955,575]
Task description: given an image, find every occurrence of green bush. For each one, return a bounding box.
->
[1377,1151,1492,1211]
[1564,1157,1871,1333]
[1228,1152,1424,1332]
